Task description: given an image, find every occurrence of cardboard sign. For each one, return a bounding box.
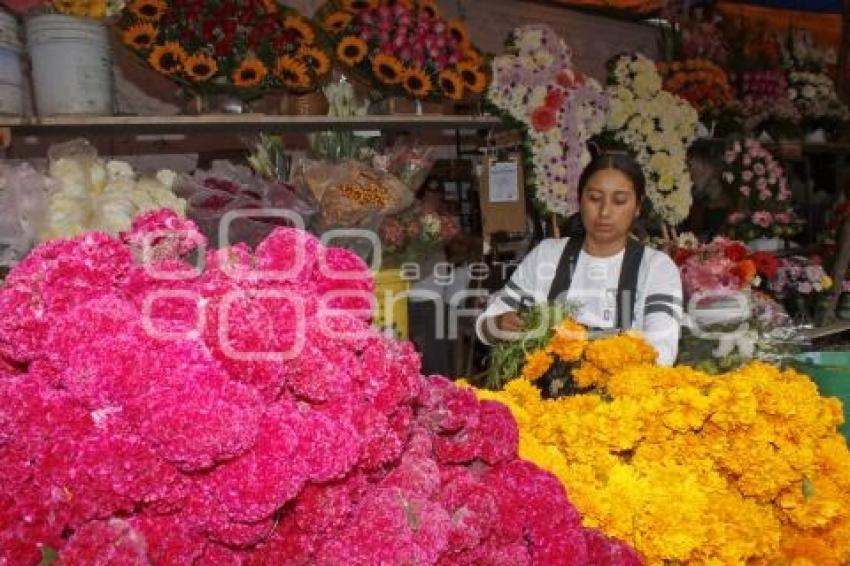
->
[479,155,526,235]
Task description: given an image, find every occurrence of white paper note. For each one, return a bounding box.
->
[488,160,519,203]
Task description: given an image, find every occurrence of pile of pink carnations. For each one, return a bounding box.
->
[0,210,639,564]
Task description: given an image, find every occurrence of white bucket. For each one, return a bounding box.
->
[0,10,22,116]
[0,10,20,47]
[26,14,113,116]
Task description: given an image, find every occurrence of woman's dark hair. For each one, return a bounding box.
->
[577,146,646,202]
[564,143,646,237]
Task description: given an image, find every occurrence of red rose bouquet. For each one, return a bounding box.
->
[319,0,488,101]
[116,0,332,99]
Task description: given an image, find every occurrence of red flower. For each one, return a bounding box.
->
[671,247,696,266]
[723,242,748,262]
[749,251,779,280]
[544,89,564,110]
[531,106,556,132]
[733,259,757,287]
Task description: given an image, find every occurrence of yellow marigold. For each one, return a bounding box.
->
[469,344,850,566]
[545,319,587,363]
[582,332,658,373]
[519,349,553,382]
[779,535,842,566]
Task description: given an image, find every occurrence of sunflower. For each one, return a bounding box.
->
[447,19,469,47]
[282,15,315,45]
[460,47,483,67]
[372,53,404,85]
[232,58,268,88]
[148,42,186,76]
[128,0,166,21]
[438,69,464,101]
[418,0,439,18]
[121,21,157,51]
[274,55,312,90]
[340,0,379,10]
[322,10,354,34]
[457,61,487,94]
[183,53,218,82]
[401,67,432,98]
[298,46,331,78]
[336,36,368,66]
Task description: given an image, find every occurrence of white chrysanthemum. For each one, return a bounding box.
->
[106,160,135,182]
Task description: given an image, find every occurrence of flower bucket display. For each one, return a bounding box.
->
[722,138,803,241]
[115,0,332,106]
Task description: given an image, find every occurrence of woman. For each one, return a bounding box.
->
[476,149,683,366]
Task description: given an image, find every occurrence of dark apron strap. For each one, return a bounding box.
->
[615,239,645,330]
[548,236,645,330]
[548,235,584,303]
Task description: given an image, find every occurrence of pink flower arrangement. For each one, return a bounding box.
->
[488,24,610,217]
[770,255,833,298]
[673,236,779,298]
[377,208,460,267]
[0,209,640,564]
[721,138,802,240]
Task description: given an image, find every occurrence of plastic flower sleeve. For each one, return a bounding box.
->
[0,163,51,268]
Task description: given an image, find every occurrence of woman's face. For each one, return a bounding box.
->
[580,168,639,245]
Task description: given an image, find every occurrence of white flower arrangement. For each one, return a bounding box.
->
[41,155,186,242]
[787,70,850,130]
[605,54,698,225]
[488,25,609,217]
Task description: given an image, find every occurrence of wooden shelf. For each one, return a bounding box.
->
[0,114,504,137]
[692,137,850,155]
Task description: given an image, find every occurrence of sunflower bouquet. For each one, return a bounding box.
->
[317,0,489,102]
[116,0,332,100]
[50,0,124,19]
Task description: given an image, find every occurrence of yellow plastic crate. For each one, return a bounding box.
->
[373,269,410,339]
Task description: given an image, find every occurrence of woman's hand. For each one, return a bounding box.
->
[496,311,526,333]
[480,311,527,344]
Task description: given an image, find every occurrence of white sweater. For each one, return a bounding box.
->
[476,237,683,366]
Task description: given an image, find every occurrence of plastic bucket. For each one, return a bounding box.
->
[792,351,850,439]
[0,10,22,116]
[25,14,112,116]
[0,10,19,47]
[374,269,410,340]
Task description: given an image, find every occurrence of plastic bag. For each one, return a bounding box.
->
[176,160,317,248]
[0,162,51,267]
[377,138,435,194]
[293,158,414,233]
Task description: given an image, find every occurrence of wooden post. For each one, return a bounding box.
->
[819,215,850,325]
[839,0,850,102]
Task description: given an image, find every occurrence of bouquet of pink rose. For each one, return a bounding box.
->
[722,138,803,240]
[0,209,639,565]
[378,205,460,267]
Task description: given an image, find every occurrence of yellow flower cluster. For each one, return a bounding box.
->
[472,338,850,565]
[52,0,115,18]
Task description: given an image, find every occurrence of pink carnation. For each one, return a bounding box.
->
[0,211,642,564]
[751,211,774,228]
[121,209,206,262]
